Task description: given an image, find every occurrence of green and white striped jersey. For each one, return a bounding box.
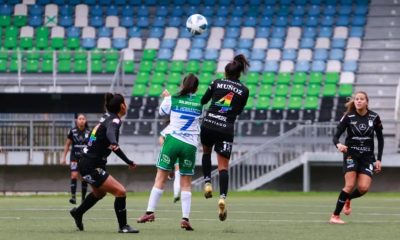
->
[159,94,203,146]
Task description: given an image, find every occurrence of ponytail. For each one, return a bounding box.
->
[177,74,199,96]
[104,92,125,114]
[225,54,250,80]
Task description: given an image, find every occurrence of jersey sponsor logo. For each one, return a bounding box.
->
[346,157,353,165]
[350,146,371,152]
[161,154,171,164]
[350,121,357,125]
[113,118,120,124]
[204,118,227,128]
[83,174,95,184]
[359,123,367,131]
[215,92,234,113]
[216,83,243,95]
[208,113,227,122]
[183,159,192,167]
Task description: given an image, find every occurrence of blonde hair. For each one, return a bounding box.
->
[344,91,369,114]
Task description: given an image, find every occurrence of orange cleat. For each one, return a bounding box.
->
[329,214,345,224]
[137,213,155,223]
[180,219,194,231]
[343,200,352,215]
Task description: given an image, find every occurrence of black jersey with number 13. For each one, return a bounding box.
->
[201,78,249,134]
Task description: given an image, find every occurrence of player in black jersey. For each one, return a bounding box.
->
[69,93,139,233]
[329,91,384,224]
[200,54,249,221]
[62,114,91,204]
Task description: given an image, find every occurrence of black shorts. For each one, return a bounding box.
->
[343,152,375,177]
[200,126,234,159]
[78,159,109,188]
[70,160,78,172]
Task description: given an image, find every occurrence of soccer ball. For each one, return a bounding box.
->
[186,14,208,35]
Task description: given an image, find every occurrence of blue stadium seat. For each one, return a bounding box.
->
[264,61,279,72]
[29,5,44,16]
[188,0,201,6]
[319,27,333,38]
[112,39,127,50]
[225,27,240,38]
[137,5,149,17]
[229,17,242,27]
[309,0,322,4]
[82,38,96,49]
[90,16,104,28]
[259,16,273,27]
[338,5,352,15]
[308,5,320,16]
[171,6,184,17]
[275,16,288,27]
[60,5,73,16]
[53,0,66,5]
[218,0,231,7]
[155,6,168,17]
[238,39,253,49]
[303,27,317,38]
[37,0,51,5]
[271,27,286,38]
[305,16,319,27]
[340,0,352,5]
[160,39,176,49]
[216,6,229,17]
[277,6,290,16]
[144,0,157,5]
[192,38,206,49]
[323,5,336,16]
[83,0,97,5]
[321,16,335,27]
[251,49,266,61]
[236,48,250,59]
[204,0,216,4]
[0,4,12,15]
[269,38,284,49]
[329,49,344,60]
[336,15,350,26]
[128,0,142,5]
[300,38,315,48]
[115,0,127,5]
[282,49,297,60]
[232,6,245,17]
[352,16,367,26]
[256,27,270,38]
[121,6,134,17]
[204,49,219,60]
[188,48,203,60]
[99,0,112,5]
[128,27,142,37]
[331,38,346,49]
[137,17,150,28]
[291,16,303,26]
[279,0,292,5]
[235,0,248,6]
[179,27,192,38]
[249,60,263,72]
[168,17,182,28]
[343,61,358,72]
[153,16,166,28]
[186,6,198,15]
[29,16,43,27]
[265,0,277,5]
[314,49,328,60]
[158,48,173,60]
[354,6,368,15]
[295,61,310,72]
[295,0,307,4]
[98,27,111,37]
[223,38,237,48]
[292,5,305,16]
[202,6,214,18]
[67,27,81,38]
[311,61,326,72]
[59,16,73,27]
[350,27,364,37]
[148,27,164,38]
[261,5,274,16]
[213,16,227,27]
[90,5,103,17]
[106,5,119,16]
[121,16,134,27]
[243,17,257,27]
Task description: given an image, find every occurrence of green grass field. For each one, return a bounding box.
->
[1,191,399,240]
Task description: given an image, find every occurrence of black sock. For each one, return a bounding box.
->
[202,153,212,183]
[81,181,88,201]
[219,170,229,198]
[76,193,101,216]
[349,189,365,200]
[70,179,77,198]
[146,211,154,215]
[114,197,127,229]
[182,217,189,222]
[333,190,349,216]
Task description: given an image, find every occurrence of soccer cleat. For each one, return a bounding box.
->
[204,182,213,199]
[173,196,180,203]
[329,214,345,224]
[137,213,155,223]
[69,197,76,204]
[343,200,352,215]
[70,207,84,231]
[218,198,227,221]
[180,219,194,231]
[118,225,139,233]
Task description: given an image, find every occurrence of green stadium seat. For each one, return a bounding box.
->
[42,49,53,60]
[244,97,255,110]
[26,49,40,60]
[5,27,18,38]
[139,60,153,72]
[323,84,337,97]
[309,72,323,85]
[41,59,53,73]
[168,72,182,84]
[58,48,71,60]
[258,85,273,97]
[26,59,39,73]
[197,84,208,96]
[14,16,27,27]
[132,84,146,96]
[11,51,18,59]
[307,84,321,96]
[0,16,11,27]
[74,48,87,61]
[136,72,150,84]
[148,84,163,96]
[245,72,260,85]
[20,37,33,49]
[215,72,224,79]
[261,72,275,85]
[91,49,103,61]
[142,49,156,60]
[256,96,270,109]
[287,96,302,109]
[290,84,305,97]
[0,48,8,60]
[152,72,165,85]
[293,72,307,85]
[277,73,291,85]
[36,38,48,49]
[105,60,118,73]
[67,38,80,50]
[338,84,353,96]
[91,60,103,73]
[74,60,87,73]
[4,37,17,49]
[166,84,180,95]
[272,96,286,110]
[325,72,339,84]
[123,60,134,73]
[10,60,18,72]
[51,38,64,50]
[248,84,257,97]
[36,27,49,39]
[304,96,319,109]
[0,59,7,72]
[275,84,289,96]
[199,72,212,84]
[58,60,71,73]
[155,60,168,73]
[171,61,184,73]
[105,49,119,61]
[202,61,216,73]
[186,60,200,73]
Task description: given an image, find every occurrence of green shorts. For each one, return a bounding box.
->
[156,135,197,175]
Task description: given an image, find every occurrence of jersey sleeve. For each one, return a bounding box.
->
[374,115,383,130]
[159,96,172,116]
[238,87,249,115]
[201,80,215,105]
[332,114,350,145]
[67,129,73,140]
[106,118,121,145]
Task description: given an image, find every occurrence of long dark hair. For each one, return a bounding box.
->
[345,91,369,114]
[225,54,250,80]
[177,74,199,96]
[105,93,125,114]
[75,113,89,129]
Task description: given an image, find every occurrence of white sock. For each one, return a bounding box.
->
[146,187,164,212]
[181,191,192,219]
[173,170,181,198]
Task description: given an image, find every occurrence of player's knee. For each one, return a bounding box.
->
[93,192,106,199]
[343,185,355,193]
[358,185,369,194]
[115,187,127,197]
